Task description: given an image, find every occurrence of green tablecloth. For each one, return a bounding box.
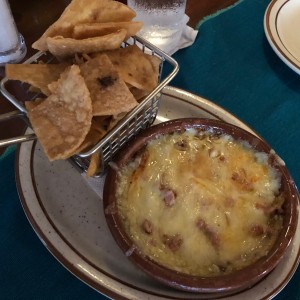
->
[1,0,299,298]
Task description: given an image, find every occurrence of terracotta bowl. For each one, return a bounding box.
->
[103,118,299,294]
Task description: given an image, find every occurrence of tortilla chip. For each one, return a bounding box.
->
[46,29,126,58]
[32,0,136,51]
[27,65,92,160]
[128,86,149,101]
[91,116,111,133]
[108,112,127,130]
[147,54,161,78]
[86,150,101,177]
[28,86,42,94]
[25,98,44,111]
[5,63,69,96]
[95,45,160,91]
[73,128,103,154]
[73,21,143,40]
[79,54,138,116]
[73,117,110,153]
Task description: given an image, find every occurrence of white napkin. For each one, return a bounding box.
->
[168,14,199,55]
[83,174,106,198]
[135,14,198,56]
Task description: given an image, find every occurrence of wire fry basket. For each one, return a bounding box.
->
[0,36,179,176]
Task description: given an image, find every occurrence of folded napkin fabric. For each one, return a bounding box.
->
[137,14,198,55]
[168,14,199,55]
[169,0,300,187]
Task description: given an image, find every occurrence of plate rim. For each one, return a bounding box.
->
[15,86,300,299]
[264,0,300,75]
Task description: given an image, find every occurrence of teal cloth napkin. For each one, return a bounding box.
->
[0,147,106,299]
[170,0,300,298]
[170,0,300,187]
[1,0,300,298]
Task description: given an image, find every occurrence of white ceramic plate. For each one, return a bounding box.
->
[17,86,300,299]
[264,0,300,75]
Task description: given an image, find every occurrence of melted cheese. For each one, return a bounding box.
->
[116,130,283,276]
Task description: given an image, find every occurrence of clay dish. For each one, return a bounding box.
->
[103,118,299,294]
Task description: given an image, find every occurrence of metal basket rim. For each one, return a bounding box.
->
[0,36,179,172]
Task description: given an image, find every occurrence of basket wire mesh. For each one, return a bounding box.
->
[0,36,179,176]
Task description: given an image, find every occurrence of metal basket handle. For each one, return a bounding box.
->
[0,36,179,176]
[0,110,36,148]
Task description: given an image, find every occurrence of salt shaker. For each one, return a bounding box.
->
[0,0,27,66]
[127,0,187,54]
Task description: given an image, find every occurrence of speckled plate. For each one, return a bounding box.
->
[264,0,300,75]
[16,86,300,299]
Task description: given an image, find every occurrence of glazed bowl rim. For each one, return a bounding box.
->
[103,118,299,294]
